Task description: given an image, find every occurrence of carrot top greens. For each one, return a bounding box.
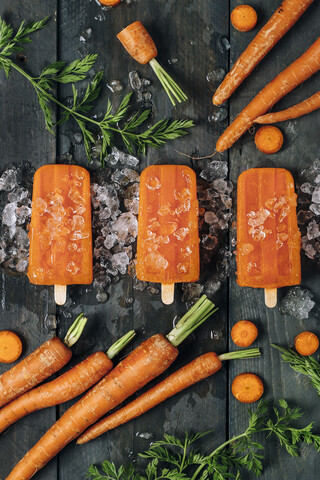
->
[0,16,194,164]
[86,400,320,480]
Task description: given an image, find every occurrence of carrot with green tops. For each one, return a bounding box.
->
[213,0,314,105]
[117,21,187,106]
[0,331,23,364]
[5,296,217,480]
[0,331,135,434]
[231,5,257,32]
[295,331,319,356]
[255,91,320,124]
[231,321,258,348]
[77,348,261,444]
[0,314,87,408]
[216,37,320,152]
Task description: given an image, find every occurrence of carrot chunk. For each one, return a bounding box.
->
[117,21,157,65]
[231,5,257,32]
[294,331,319,356]
[231,321,258,348]
[0,331,23,363]
[99,0,121,5]
[254,126,283,154]
[231,373,264,403]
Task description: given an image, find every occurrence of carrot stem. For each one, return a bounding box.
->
[149,58,188,106]
[106,330,136,360]
[167,295,218,347]
[218,348,261,362]
[63,313,88,348]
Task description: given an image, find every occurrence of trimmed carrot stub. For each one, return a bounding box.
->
[0,331,135,434]
[254,126,283,154]
[294,331,319,356]
[231,321,258,348]
[5,296,217,480]
[117,21,187,106]
[0,331,23,363]
[216,37,320,152]
[77,348,261,444]
[255,91,320,124]
[213,0,314,105]
[0,313,87,408]
[231,5,257,32]
[231,373,264,403]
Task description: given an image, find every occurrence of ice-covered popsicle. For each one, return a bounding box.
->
[236,168,301,307]
[28,165,93,304]
[136,165,200,304]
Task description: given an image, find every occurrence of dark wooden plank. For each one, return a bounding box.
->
[229,1,320,479]
[57,0,229,478]
[0,1,58,479]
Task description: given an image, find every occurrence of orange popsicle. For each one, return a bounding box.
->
[28,165,93,303]
[236,168,301,306]
[136,165,200,303]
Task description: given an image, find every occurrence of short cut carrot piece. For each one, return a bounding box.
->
[213,0,314,105]
[254,126,283,154]
[294,332,319,356]
[255,91,320,124]
[0,331,23,364]
[231,5,257,32]
[117,21,157,65]
[99,0,121,6]
[216,37,320,152]
[231,373,264,403]
[231,321,258,348]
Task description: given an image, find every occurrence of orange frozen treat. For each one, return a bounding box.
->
[136,165,200,285]
[28,165,93,286]
[236,168,301,289]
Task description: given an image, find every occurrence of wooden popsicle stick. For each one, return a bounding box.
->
[54,285,67,305]
[264,288,277,308]
[161,284,174,305]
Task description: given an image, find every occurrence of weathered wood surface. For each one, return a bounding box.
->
[0,0,319,479]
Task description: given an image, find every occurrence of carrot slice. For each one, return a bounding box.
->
[231,5,257,32]
[254,126,283,154]
[0,331,22,363]
[231,373,264,403]
[294,331,319,356]
[99,0,121,5]
[231,321,258,348]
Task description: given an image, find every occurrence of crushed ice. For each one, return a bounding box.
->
[280,286,315,320]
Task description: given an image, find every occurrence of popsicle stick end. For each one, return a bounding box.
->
[54,285,67,305]
[264,288,277,308]
[161,284,174,305]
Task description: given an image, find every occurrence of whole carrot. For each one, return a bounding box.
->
[0,314,87,408]
[216,36,320,152]
[213,0,314,105]
[0,331,135,434]
[5,296,217,480]
[77,348,261,444]
[255,91,320,123]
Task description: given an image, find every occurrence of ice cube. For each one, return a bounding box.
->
[2,202,17,226]
[300,182,314,194]
[312,186,320,204]
[107,80,123,93]
[15,259,28,273]
[206,68,225,83]
[307,220,320,240]
[104,234,118,249]
[112,212,138,244]
[8,186,29,203]
[181,283,203,302]
[200,160,228,181]
[0,169,17,191]
[208,107,228,123]
[204,211,218,224]
[310,204,320,215]
[280,286,315,320]
[297,210,314,225]
[129,71,142,90]
[217,36,230,53]
[96,291,108,303]
[16,205,31,225]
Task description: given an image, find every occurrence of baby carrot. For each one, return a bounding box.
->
[255,91,320,124]
[254,126,283,154]
[77,348,261,444]
[294,332,319,356]
[0,314,87,408]
[0,331,23,364]
[0,331,135,434]
[117,21,187,106]
[5,296,217,480]
[231,373,264,403]
[231,5,257,32]
[231,321,258,348]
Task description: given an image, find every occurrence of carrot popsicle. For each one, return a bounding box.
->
[27,165,93,304]
[136,165,200,304]
[236,168,301,307]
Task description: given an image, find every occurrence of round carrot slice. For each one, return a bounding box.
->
[0,330,23,363]
[231,373,264,403]
[294,331,319,356]
[254,125,283,154]
[231,321,258,347]
[99,0,121,5]
[231,5,257,32]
